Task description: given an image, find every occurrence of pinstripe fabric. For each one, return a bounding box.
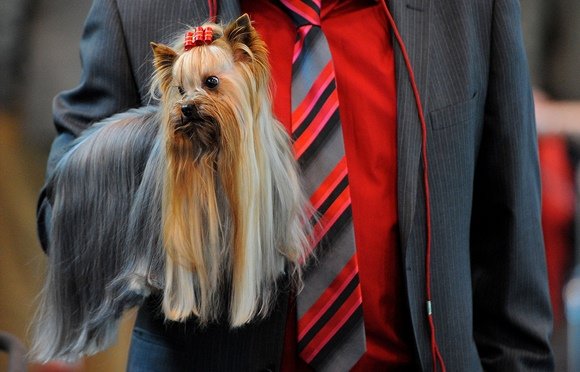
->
[389,0,552,371]
[278,1,365,370]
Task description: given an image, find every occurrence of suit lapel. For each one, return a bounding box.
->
[218,0,242,22]
[388,0,431,258]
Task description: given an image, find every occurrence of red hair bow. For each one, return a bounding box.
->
[184,27,214,50]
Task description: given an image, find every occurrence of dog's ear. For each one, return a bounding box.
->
[223,14,267,66]
[151,42,177,94]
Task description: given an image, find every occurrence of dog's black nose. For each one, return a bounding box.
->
[181,104,197,118]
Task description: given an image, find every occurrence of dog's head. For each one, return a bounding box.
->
[151,14,269,160]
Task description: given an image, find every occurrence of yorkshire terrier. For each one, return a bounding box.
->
[31,14,310,362]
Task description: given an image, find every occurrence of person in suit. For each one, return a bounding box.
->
[37,0,554,370]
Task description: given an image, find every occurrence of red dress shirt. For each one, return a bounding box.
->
[241,0,415,369]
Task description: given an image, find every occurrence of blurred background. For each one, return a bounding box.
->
[0,0,579,371]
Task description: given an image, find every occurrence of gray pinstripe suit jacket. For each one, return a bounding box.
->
[37,0,554,370]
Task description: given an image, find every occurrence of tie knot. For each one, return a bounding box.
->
[279,0,321,27]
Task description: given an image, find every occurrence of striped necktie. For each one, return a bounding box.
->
[278,1,366,370]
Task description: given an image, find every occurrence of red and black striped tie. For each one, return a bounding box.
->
[279,0,366,370]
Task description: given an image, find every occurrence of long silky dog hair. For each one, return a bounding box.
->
[31,14,310,362]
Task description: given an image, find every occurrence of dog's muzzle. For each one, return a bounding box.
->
[175,103,203,133]
[181,103,201,121]
[173,102,220,153]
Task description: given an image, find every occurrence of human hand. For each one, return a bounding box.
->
[533,89,580,136]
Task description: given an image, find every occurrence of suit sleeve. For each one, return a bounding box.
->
[470,0,554,370]
[37,0,140,251]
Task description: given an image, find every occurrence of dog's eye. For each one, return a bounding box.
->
[204,76,219,89]
[177,86,186,96]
